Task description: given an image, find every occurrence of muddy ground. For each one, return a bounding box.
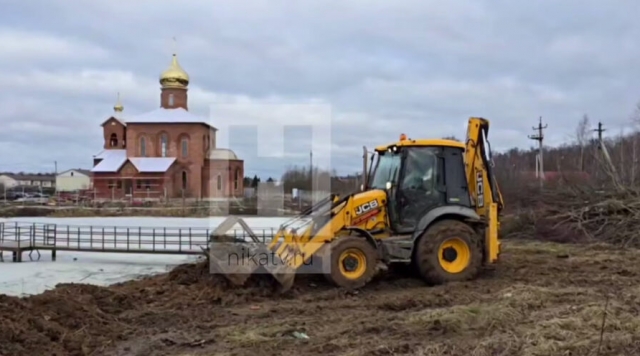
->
[1,239,640,356]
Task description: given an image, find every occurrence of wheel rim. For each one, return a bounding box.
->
[338,248,367,280]
[437,237,471,274]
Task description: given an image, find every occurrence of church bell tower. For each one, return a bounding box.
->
[159,53,189,110]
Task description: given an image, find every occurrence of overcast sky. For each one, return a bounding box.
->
[2,0,640,178]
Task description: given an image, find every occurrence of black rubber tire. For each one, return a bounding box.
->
[414,219,483,285]
[324,236,378,290]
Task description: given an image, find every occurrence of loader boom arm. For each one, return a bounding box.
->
[464,117,504,263]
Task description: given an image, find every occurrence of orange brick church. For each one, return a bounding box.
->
[91,53,244,200]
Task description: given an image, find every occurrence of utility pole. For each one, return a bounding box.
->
[592,121,620,187]
[528,116,547,188]
[593,121,605,149]
[309,150,313,198]
[362,146,368,190]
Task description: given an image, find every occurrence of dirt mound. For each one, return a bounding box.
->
[0,260,327,356]
[4,240,640,356]
[0,284,136,356]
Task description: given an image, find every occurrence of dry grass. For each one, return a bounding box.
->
[202,240,640,356]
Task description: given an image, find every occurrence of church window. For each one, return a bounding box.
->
[217,174,222,190]
[140,137,146,156]
[182,171,187,190]
[168,94,175,106]
[181,138,188,158]
[160,134,168,157]
[109,133,118,147]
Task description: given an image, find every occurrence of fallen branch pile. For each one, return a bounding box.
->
[504,182,640,247]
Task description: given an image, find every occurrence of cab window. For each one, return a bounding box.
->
[400,147,437,193]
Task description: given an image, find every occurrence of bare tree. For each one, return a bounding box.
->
[576,114,591,172]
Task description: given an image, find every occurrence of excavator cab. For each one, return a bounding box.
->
[366,137,472,235]
[207,117,503,292]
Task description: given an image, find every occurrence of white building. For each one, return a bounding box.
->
[55,169,91,192]
[0,174,55,189]
[0,175,18,188]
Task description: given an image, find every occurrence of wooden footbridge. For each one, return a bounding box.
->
[0,221,277,262]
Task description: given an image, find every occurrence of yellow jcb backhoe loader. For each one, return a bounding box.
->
[207,117,504,292]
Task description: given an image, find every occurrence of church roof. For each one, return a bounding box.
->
[129,157,176,172]
[101,108,215,129]
[91,151,176,173]
[91,150,127,172]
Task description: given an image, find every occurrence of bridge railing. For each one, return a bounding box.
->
[0,222,277,254]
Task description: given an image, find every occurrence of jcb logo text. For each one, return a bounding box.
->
[355,199,379,216]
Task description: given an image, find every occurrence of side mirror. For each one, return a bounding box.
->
[385,181,392,190]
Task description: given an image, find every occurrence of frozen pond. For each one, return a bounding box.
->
[0,216,290,297]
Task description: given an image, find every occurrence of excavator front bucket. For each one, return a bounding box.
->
[206,195,341,292]
[206,216,297,291]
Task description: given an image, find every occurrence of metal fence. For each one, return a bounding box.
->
[0,222,277,260]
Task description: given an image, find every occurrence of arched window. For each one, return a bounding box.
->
[234,168,240,190]
[216,175,222,190]
[182,171,187,190]
[160,133,168,157]
[140,137,146,156]
[168,94,175,106]
[109,133,118,147]
[181,138,188,158]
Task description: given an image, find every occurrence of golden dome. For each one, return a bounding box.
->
[160,54,189,89]
[113,92,124,112]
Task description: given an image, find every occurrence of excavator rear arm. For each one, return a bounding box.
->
[464,117,504,263]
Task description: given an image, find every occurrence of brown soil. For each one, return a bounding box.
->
[2,239,640,356]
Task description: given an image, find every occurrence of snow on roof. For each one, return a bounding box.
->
[94,149,127,160]
[129,157,176,173]
[100,115,127,127]
[91,154,127,173]
[124,108,213,127]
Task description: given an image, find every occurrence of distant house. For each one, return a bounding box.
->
[0,173,56,189]
[56,169,92,192]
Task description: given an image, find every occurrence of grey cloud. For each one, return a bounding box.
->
[1,0,640,177]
